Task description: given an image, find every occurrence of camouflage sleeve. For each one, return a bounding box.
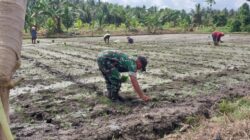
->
[120,54,137,77]
[128,61,137,77]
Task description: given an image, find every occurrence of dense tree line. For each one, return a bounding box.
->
[25,0,250,34]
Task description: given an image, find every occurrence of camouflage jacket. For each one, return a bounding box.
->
[97,50,137,77]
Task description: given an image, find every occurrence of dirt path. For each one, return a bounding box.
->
[10,34,250,139]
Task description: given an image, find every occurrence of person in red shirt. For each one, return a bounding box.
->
[212,31,224,46]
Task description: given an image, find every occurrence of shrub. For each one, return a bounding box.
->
[45,18,56,34]
[74,19,83,29]
[229,20,241,32]
[219,100,237,114]
[241,24,250,32]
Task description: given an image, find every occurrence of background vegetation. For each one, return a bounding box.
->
[25,0,250,36]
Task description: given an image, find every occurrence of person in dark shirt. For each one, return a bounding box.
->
[31,26,37,44]
[127,36,134,44]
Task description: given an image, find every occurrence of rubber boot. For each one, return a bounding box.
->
[108,91,125,102]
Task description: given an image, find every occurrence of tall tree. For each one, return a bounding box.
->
[40,0,74,33]
[191,4,202,26]
[95,3,109,29]
[239,3,250,31]
[144,12,162,33]
[62,7,75,31]
[109,5,125,26]
[239,3,250,24]
[25,0,48,31]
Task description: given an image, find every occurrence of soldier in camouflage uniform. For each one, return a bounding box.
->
[97,50,150,102]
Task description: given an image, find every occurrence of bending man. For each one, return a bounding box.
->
[97,50,150,102]
[104,33,111,44]
[212,31,224,46]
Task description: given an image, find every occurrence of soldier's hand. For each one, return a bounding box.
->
[142,95,150,102]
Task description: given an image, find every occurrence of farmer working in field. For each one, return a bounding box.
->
[97,50,150,102]
[104,33,111,44]
[31,25,37,44]
[127,36,134,44]
[212,31,224,46]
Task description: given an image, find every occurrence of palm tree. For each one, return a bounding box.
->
[109,5,126,26]
[191,4,202,26]
[144,13,162,33]
[95,3,110,30]
[205,0,216,25]
[77,1,94,24]
[239,3,250,30]
[161,9,181,27]
[62,6,75,31]
[34,0,74,33]
[25,0,36,32]
[25,0,49,32]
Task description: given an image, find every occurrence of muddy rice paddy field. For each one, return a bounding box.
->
[10,34,250,139]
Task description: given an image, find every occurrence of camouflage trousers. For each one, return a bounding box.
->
[97,57,121,100]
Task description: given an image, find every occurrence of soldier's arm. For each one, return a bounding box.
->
[129,75,150,101]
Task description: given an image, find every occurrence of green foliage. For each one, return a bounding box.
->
[130,17,140,29]
[215,97,250,121]
[82,23,91,30]
[194,26,215,33]
[62,7,75,31]
[45,18,56,33]
[97,96,112,106]
[74,18,83,29]
[26,0,76,33]
[106,24,117,31]
[239,3,250,24]
[229,20,242,32]
[192,4,202,26]
[119,23,126,30]
[178,19,190,29]
[239,3,250,31]
[238,98,250,106]
[185,115,201,126]
[213,14,227,27]
[144,12,162,33]
[163,22,175,29]
[219,97,250,115]
[219,100,237,114]
[216,26,231,33]
[242,24,250,32]
[25,1,250,34]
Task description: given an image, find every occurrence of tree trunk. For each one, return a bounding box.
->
[55,17,63,33]
[0,0,27,140]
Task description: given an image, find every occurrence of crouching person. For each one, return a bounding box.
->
[104,33,111,44]
[97,50,150,102]
[212,31,224,46]
[127,36,134,44]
